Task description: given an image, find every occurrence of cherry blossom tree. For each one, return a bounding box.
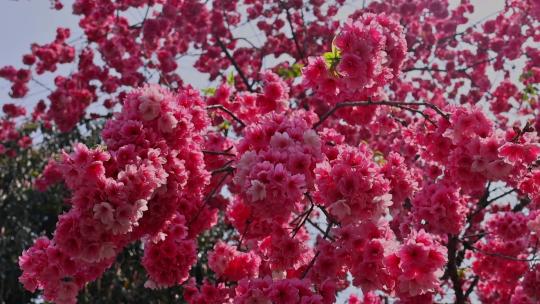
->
[1,0,540,303]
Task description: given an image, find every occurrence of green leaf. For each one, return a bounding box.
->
[202,87,216,96]
[323,51,335,62]
[373,150,386,165]
[323,43,341,70]
[22,122,38,132]
[458,268,466,279]
[218,120,231,131]
[331,43,340,57]
[227,71,235,86]
[524,84,537,96]
[276,63,304,80]
[520,70,534,81]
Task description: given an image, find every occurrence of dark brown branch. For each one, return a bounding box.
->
[300,220,332,279]
[465,242,540,262]
[206,104,246,127]
[233,37,260,50]
[464,276,479,299]
[280,2,306,62]
[455,185,491,268]
[188,169,232,226]
[300,192,336,279]
[486,188,516,203]
[215,37,254,92]
[128,6,151,29]
[511,121,535,143]
[291,203,314,237]
[447,235,465,304]
[313,100,450,129]
[404,57,496,74]
[202,150,236,157]
[304,192,337,226]
[306,219,335,241]
[210,161,235,175]
[237,218,252,250]
[512,197,531,212]
[462,232,488,240]
[465,184,491,223]
[301,251,320,279]
[290,204,313,226]
[31,78,53,92]
[317,204,333,224]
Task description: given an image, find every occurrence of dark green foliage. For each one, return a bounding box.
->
[1,118,233,303]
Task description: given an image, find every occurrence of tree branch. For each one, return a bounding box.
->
[313,100,450,129]
[291,203,314,237]
[188,169,233,227]
[202,149,236,157]
[447,235,465,304]
[486,188,516,204]
[306,218,335,241]
[300,192,336,279]
[215,37,254,92]
[206,105,246,127]
[464,242,540,262]
[237,217,252,250]
[280,2,306,62]
[464,276,479,299]
[512,197,531,212]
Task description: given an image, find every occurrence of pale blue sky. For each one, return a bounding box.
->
[0,0,505,109]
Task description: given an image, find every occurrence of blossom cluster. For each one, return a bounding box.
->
[411,182,467,235]
[233,110,322,225]
[387,230,446,298]
[417,106,540,195]
[19,85,210,303]
[302,13,407,101]
[207,71,290,126]
[315,144,391,223]
[208,241,260,282]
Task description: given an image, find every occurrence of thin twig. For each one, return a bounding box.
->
[188,170,232,226]
[202,150,236,157]
[486,188,516,203]
[436,9,504,46]
[466,243,540,262]
[237,218,252,250]
[462,232,488,239]
[301,251,320,279]
[464,276,479,299]
[206,104,246,127]
[306,219,335,241]
[304,192,336,225]
[447,235,465,304]
[291,203,314,237]
[300,192,337,279]
[512,197,531,212]
[466,184,491,222]
[280,1,306,62]
[290,205,313,226]
[31,78,53,92]
[215,37,254,92]
[300,220,332,279]
[313,100,449,129]
[210,161,235,175]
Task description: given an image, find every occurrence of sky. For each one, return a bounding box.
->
[0,0,505,109]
